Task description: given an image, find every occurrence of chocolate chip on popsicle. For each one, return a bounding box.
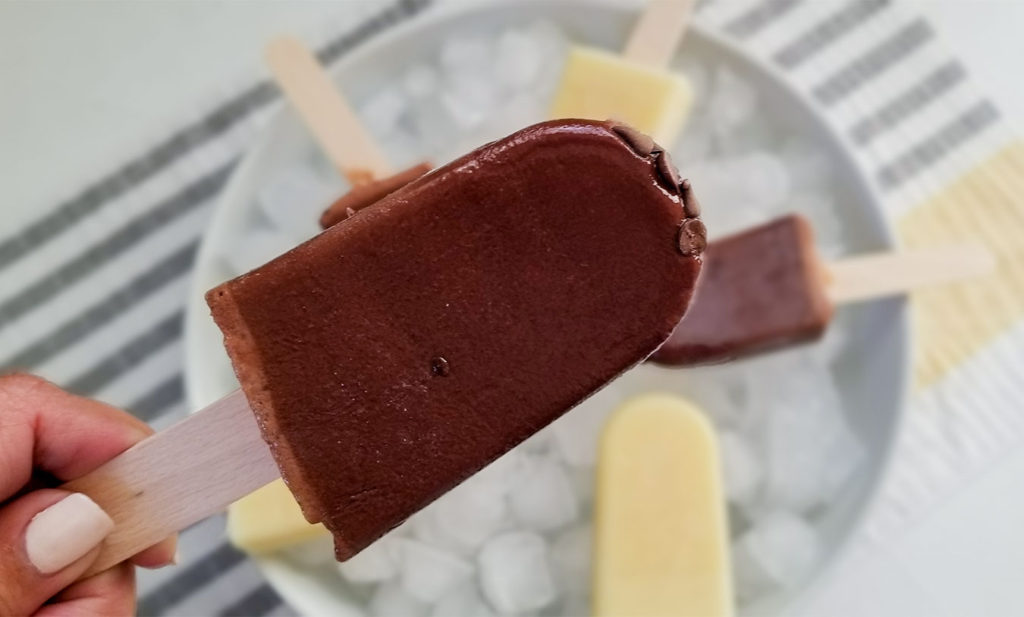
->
[207,119,705,559]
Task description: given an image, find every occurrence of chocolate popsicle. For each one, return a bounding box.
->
[651,214,831,366]
[207,119,705,559]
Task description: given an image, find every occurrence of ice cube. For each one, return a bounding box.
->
[369,582,428,617]
[819,418,867,503]
[508,456,578,531]
[409,506,447,548]
[715,119,779,157]
[256,167,335,241]
[568,466,596,507]
[402,64,440,100]
[549,524,591,597]
[719,430,763,506]
[733,511,819,596]
[431,583,495,617]
[781,136,833,191]
[473,448,529,496]
[523,20,568,89]
[485,93,547,142]
[756,358,850,512]
[685,161,766,236]
[709,67,757,134]
[550,383,622,467]
[429,476,509,552]
[732,152,791,212]
[379,127,424,169]
[524,20,568,57]
[495,29,543,89]
[440,78,500,132]
[223,228,297,275]
[519,424,557,456]
[439,36,493,76]
[397,540,474,603]
[673,119,714,166]
[337,535,400,584]
[410,97,460,157]
[478,532,558,613]
[360,86,409,140]
[676,370,747,431]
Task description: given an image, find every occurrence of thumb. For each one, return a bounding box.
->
[0,489,114,616]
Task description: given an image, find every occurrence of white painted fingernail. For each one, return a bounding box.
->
[25,493,114,574]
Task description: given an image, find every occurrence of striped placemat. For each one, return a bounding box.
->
[1,0,1021,614]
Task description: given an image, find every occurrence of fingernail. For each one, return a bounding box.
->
[25,493,114,574]
[171,548,181,566]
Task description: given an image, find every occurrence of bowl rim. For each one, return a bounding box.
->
[183,0,911,613]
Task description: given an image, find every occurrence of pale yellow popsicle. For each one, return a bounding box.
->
[551,1,695,145]
[593,394,733,617]
[228,479,330,554]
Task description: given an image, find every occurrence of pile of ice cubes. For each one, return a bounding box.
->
[224,20,866,616]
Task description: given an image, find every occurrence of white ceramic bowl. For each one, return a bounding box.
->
[184,1,910,615]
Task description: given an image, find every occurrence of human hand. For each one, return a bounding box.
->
[0,374,176,616]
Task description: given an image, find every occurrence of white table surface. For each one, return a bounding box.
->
[2,1,1022,615]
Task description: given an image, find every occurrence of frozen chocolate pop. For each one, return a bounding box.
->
[208,119,702,559]
[653,214,829,365]
[209,119,703,559]
[62,119,703,574]
[652,213,995,366]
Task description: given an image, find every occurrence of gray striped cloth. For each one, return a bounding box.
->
[1,0,1015,615]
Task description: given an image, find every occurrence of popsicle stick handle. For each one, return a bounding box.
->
[622,0,696,67]
[62,389,279,577]
[266,36,393,184]
[827,244,996,304]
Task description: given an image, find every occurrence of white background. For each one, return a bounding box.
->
[2,1,1023,615]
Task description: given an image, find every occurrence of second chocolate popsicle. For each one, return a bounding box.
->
[652,214,830,366]
[652,212,995,367]
[208,119,704,559]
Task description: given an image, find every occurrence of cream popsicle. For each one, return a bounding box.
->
[228,476,329,554]
[593,394,733,617]
[207,119,705,559]
[652,213,995,366]
[550,1,695,144]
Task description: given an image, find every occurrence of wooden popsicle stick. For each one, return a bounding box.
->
[266,36,393,184]
[62,389,279,577]
[826,244,996,304]
[622,0,697,68]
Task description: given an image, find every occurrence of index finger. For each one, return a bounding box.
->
[0,374,152,502]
